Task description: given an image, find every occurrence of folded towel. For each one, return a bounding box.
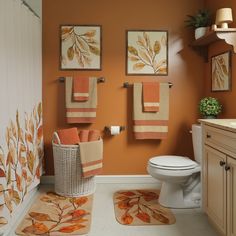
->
[56,128,80,145]
[79,130,90,142]
[88,130,101,141]
[142,82,160,112]
[73,77,89,101]
[79,139,103,178]
[65,77,97,123]
[133,82,169,139]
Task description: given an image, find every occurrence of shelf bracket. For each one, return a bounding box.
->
[190,45,209,62]
[190,29,236,62]
[216,32,236,53]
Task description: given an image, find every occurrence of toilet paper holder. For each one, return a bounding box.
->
[104,126,125,133]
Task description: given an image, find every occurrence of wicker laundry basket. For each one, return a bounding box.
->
[52,132,95,197]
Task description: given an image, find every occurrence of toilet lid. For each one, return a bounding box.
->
[149,155,198,170]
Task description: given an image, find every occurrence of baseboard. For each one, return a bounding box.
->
[0,187,38,236]
[41,175,161,185]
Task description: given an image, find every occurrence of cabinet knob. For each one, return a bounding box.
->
[219,161,226,166]
[225,166,231,171]
[206,134,211,138]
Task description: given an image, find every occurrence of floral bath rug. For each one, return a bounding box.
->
[15,191,93,235]
[113,189,176,225]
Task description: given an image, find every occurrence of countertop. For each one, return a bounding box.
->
[199,119,236,132]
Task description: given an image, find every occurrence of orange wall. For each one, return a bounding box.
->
[42,0,205,175]
[204,0,236,117]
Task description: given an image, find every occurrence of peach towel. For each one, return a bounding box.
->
[73,77,89,101]
[79,130,90,142]
[79,139,103,178]
[142,82,160,112]
[133,82,169,139]
[88,130,101,141]
[56,128,80,145]
[65,77,97,124]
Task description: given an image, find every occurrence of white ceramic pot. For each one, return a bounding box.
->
[195,27,208,39]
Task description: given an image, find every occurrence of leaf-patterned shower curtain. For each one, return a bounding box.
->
[0,0,43,233]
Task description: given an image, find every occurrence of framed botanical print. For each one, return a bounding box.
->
[60,25,101,70]
[126,30,168,75]
[211,51,231,91]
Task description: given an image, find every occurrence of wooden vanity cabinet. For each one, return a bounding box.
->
[202,124,236,236]
[227,157,236,236]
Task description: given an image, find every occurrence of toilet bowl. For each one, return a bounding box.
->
[147,124,202,209]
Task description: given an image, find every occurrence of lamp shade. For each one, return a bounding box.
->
[215,8,233,28]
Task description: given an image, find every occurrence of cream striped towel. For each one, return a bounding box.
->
[133,82,169,139]
[79,139,103,178]
[65,77,97,123]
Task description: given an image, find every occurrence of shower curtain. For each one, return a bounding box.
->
[0,0,43,233]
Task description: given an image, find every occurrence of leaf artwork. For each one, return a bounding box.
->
[113,189,176,225]
[61,26,101,69]
[127,31,168,75]
[16,192,92,235]
[212,52,230,91]
[0,217,8,226]
[0,168,5,177]
[0,102,44,229]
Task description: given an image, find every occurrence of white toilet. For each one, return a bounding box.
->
[147,124,202,208]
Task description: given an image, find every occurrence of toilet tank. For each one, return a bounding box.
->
[192,124,202,164]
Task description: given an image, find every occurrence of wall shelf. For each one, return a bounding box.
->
[190,28,236,62]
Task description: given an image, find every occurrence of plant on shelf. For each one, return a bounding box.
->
[199,97,222,119]
[185,9,212,39]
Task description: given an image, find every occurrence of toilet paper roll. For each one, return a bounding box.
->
[110,126,120,135]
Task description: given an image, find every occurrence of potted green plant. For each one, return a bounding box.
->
[185,9,211,39]
[199,97,222,118]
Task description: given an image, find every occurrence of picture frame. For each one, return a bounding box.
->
[60,25,102,70]
[211,51,231,92]
[126,30,168,75]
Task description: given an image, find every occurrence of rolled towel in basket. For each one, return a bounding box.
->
[56,128,80,145]
[79,130,90,142]
[79,139,103,178]
[88,130,101,141]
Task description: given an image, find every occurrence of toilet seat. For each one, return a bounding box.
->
[149,155,198,170]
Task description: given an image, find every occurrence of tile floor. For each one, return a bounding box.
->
[11,183,219,236]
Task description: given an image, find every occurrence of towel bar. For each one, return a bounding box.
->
[123,82,173,88]
[59,77,105,83]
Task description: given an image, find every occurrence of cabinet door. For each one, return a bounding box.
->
[227,156,236,236]
[204,145,227,235]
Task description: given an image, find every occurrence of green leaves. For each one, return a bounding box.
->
[185,9,211,28]
[199,97,222,116]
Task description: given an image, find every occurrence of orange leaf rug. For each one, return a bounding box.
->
[113,189,176,225]
[15,191,93,235]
